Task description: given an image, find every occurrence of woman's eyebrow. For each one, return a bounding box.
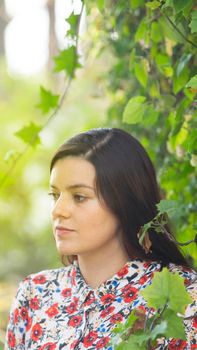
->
[50,183,95,191]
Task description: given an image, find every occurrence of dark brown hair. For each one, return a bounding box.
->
[50,127,188,266]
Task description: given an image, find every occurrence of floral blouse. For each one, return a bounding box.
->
[5,259,197,350]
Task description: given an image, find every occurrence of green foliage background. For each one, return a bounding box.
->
[0,0,196,344]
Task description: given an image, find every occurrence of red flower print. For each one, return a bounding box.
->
[61,288,72,298]
[83,331,98,347]
[39,342,57,350]
[71,269,77,286]
[168,339,187,350]
[84,292,96,306]
[184,278,190,286]
[191,345,197,350]
[71,340,79,349]
[193,316,197,328]
[66,301,78,314]
[32,275,46,284]
[96,336,110,348]
[100,306,115,318]
[26,316,33,331]
[45,303,59,318]
[30,296,40,310]
[100,293,116,304]
[117,265,129,277]
[20,307,29,320]
[8,330,16,348]
[13,308,19,324]
[68,315,82,327]
[122,284,133,293]
[143,262,151,268]
[122,286,138,303]
[138,275,148,285]
[31,323,43,342]
[110,313,123,324]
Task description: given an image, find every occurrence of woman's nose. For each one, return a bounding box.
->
[51,194,71,219]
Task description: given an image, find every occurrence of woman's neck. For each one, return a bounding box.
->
[77,249,130,289]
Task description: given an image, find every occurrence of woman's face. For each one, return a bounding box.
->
[49,156,123,258]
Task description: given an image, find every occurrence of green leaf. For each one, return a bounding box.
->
[162,309,186,339]
[156,199,179,216]
[141,268,192,314]
[125,310,138,328]
[182,0,193,18]
[123,96,146,124]
[150,21,163,43]
[176,54,192,76]
[173,0,191,14]
[143,104,159,126]
[186,75,197,89]
[173,66,190,94]
[134,59,148,87]
[36,86,59,114]
[135,18,148,44]
[14,122,42,147]
[149,81,160,98]
[150,321,167,340]
[53,46,80,76]
[67,13,79,37]
[127,332,149,348]
[146,1,160,10]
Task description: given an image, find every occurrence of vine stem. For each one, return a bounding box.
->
[0,2,85,191]
[147,303,168,350]
[163,13,197,49]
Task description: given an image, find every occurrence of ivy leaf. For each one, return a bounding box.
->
[53,46,80,76]
[67,13,79,37]
[189,10,197,33]
[14,123,42,147]
[162,309,186,340]
[37,86,59,114]
[186,75,197,89]
[123,96,146,124]
[157,199,179,216]
[141,268,192,314]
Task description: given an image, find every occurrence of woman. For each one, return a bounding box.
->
[5,128,196,349]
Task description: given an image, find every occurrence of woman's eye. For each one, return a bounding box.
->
[74,194,86,203]
[48,192,59,201]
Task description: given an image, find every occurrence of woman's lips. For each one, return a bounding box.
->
[55,226,74,237]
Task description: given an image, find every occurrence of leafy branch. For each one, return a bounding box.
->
[138,199,197,254]
[110,268,195,350]
[0,2,84,191]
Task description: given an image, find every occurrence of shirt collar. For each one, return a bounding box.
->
[69,259,161,307]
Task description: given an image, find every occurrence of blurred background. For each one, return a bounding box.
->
[0,0,196,347]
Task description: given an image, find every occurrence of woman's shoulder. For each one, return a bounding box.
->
[167,263,196,285]
[16,264,74,297]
